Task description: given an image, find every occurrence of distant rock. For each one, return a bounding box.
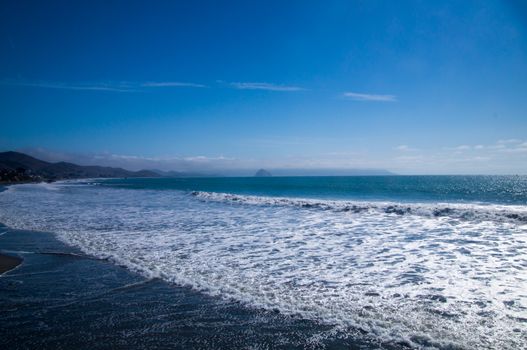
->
[255,169,272,177]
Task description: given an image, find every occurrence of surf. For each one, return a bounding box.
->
[1,179,526,349]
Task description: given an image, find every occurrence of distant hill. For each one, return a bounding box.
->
[255,169,272,177]
[0,151,159,183]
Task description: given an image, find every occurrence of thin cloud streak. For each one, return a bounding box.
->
[343,91,397,102]
[1,80,134,92]
[1,80,207,92]
[497,139,522,144]
[141,81,207,88]
[395,145,418,152]
[230,82,305,91]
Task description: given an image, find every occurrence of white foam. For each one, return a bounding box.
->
[192,191,527,224]
[0,183,526,349]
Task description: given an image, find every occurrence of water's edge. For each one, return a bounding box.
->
[0,223,393,349]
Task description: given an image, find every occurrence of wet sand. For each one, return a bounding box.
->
[0,227,384,349]
[0,252,22,274]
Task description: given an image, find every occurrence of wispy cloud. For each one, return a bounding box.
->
[497,139,522,144]
[394,155,424,162]
[343,91,396,102]
[498,142,527,154]
[434,140,527,165]
[183,155,234,162]
[487,144,506,150]
[230,82,305,91]
[445,140,527,154]
[1,80,207,92]
[1,80,134,92]
[454,145,471,150]
[395,145,418,152]
[141,81,206,88]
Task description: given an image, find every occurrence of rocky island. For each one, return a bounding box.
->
[254,169,272,177]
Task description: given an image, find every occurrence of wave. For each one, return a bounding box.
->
[191,191,527,224]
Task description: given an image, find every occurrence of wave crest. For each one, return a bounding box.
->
[191,191,527,224]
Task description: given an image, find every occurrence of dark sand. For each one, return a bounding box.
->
[0,252,22,274]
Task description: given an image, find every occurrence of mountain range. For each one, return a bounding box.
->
[0,151,158,183]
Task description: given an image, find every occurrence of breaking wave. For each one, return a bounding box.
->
[192,190,527,224]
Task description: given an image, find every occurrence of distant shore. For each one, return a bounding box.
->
[0,194,23,273]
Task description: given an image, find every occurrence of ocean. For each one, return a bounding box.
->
[0,176,526,349]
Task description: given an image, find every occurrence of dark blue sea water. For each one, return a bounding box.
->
[1,176,526,349]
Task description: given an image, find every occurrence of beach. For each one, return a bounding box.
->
[0,252,22,274]
[0,187,20,274]
[0,225,383,349]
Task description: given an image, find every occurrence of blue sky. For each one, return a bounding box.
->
[1,0,526,174]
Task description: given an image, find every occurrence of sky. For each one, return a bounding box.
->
[1,0,527,175]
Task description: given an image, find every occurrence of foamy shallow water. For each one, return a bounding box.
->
[1,182,526,349]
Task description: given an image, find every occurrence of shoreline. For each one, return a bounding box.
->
[0,252,22,274]
[0,225,378,349]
